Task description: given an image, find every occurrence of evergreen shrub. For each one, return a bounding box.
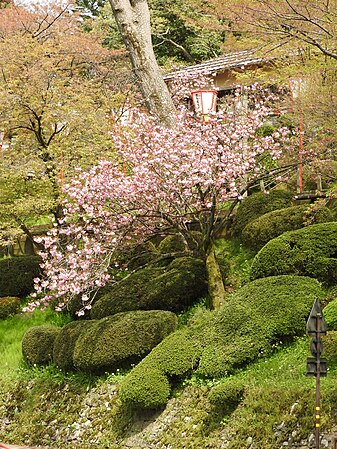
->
[231,190,293,236]
[53,320,96,371]
[73,310,177,372]
[22,325,60,366]
[208,378,245,410]
[0,296,21,319]
[197,275,323,378]
[0,256,41,297]
[323,298,337,331]
[91,257,207,319]
[242,204,334,252]
[323,331,337,366]
[250,222,337,284]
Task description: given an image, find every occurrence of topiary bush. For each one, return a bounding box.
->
[119,275,322,408]
[73,310,177,373]
[231,190,293,237]
[323,297,337,331]
[53,320,96,371]
[250,222,337,284]
[0,296,21,319]
[0,256,41,297]
[242,204,334,252]
[322,331,337,366]
[208,378,246,412]
[22,325,60,366]
[91,257,207,319]
[197,275,323,378]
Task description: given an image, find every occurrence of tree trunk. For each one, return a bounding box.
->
[205,245,226,310]
[108,0,177,127]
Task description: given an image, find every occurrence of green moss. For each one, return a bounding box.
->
[242,204,334,252]
[73,310,177,373]
[0,296,21,319]
[250,222,337,284]
[22,324,60,366]
[232,190,293,237]
[0,256,41,297]
[91,257,207,319]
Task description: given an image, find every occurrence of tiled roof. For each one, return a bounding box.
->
[163,49,270,81]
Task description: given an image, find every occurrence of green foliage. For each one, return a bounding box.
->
[208,378,245,412]
[53,320,96,371]
[0,296,20,319]
[91,257,207,319]
[0,255,41,297]
[231,190,293,237]
[22,324,61,366]
[322,331,337,366]
[323,297,337,330]
[250,222,337,284]
[73,310,177,373]
[242,204,334,252]
[197,275,323,378]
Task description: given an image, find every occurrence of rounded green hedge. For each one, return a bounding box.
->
[242,204,334,252]
[250,222,337,284]
[0,296,21,319]
[0,256,41,297]
[73,310,177,373]
[231,190,293,236]
[119,275,322,408]
[91,257,207,319]
[22,325,60,366]
[53,320,96,371]
[323,296,337,331]
[197,275,323,378]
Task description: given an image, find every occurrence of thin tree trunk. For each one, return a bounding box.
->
[108,0,177,127]
[206,245,226,310]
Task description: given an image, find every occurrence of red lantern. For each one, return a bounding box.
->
[191,89,218,121]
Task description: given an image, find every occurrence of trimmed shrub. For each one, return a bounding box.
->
[73,310,177,372]
[324,297,337,331]
[197,275,323,378]
[208,378,245,411]
[120,365,171,408]
[0,256,41,297]
[22,325,60,366]
[250,222,337,284]
[322,331,337,366]
[119,328,203,408]
[0,296,21,319]
[242,204,334,252]
[53,320,96,371]
[231,190,293,236]
[91,257,207,319]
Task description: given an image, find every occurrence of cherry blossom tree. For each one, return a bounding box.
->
[27,88,293,313]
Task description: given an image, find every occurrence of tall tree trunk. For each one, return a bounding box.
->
[108,0,177,127]
[205,244,226,310]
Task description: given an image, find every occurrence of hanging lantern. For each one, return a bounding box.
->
[191,89,218,121]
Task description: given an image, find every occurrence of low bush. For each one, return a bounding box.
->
[208,378,246,412]
[323,331,337,366]
[250,222,337,284]
[91,257,207,319]
[53,320,96,371]
[119,275,322,408]
[0,296,21,319]
[197,275,323,378]
[323,298,337,331]
[0,256,41,297]
[231,190,293,237]
[242,204,334,252]
[22,324,60,366]
[73,310,177,372]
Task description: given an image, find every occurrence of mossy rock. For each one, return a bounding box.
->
[0,296,21,319]
[73,310,177,373]
[53,320,96,371]
[22,325,60,366]
[242,204,334,252]
[232,189,293,236]
[0,256,41,297]
[91,257,207,319]
[250,222,337,285]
